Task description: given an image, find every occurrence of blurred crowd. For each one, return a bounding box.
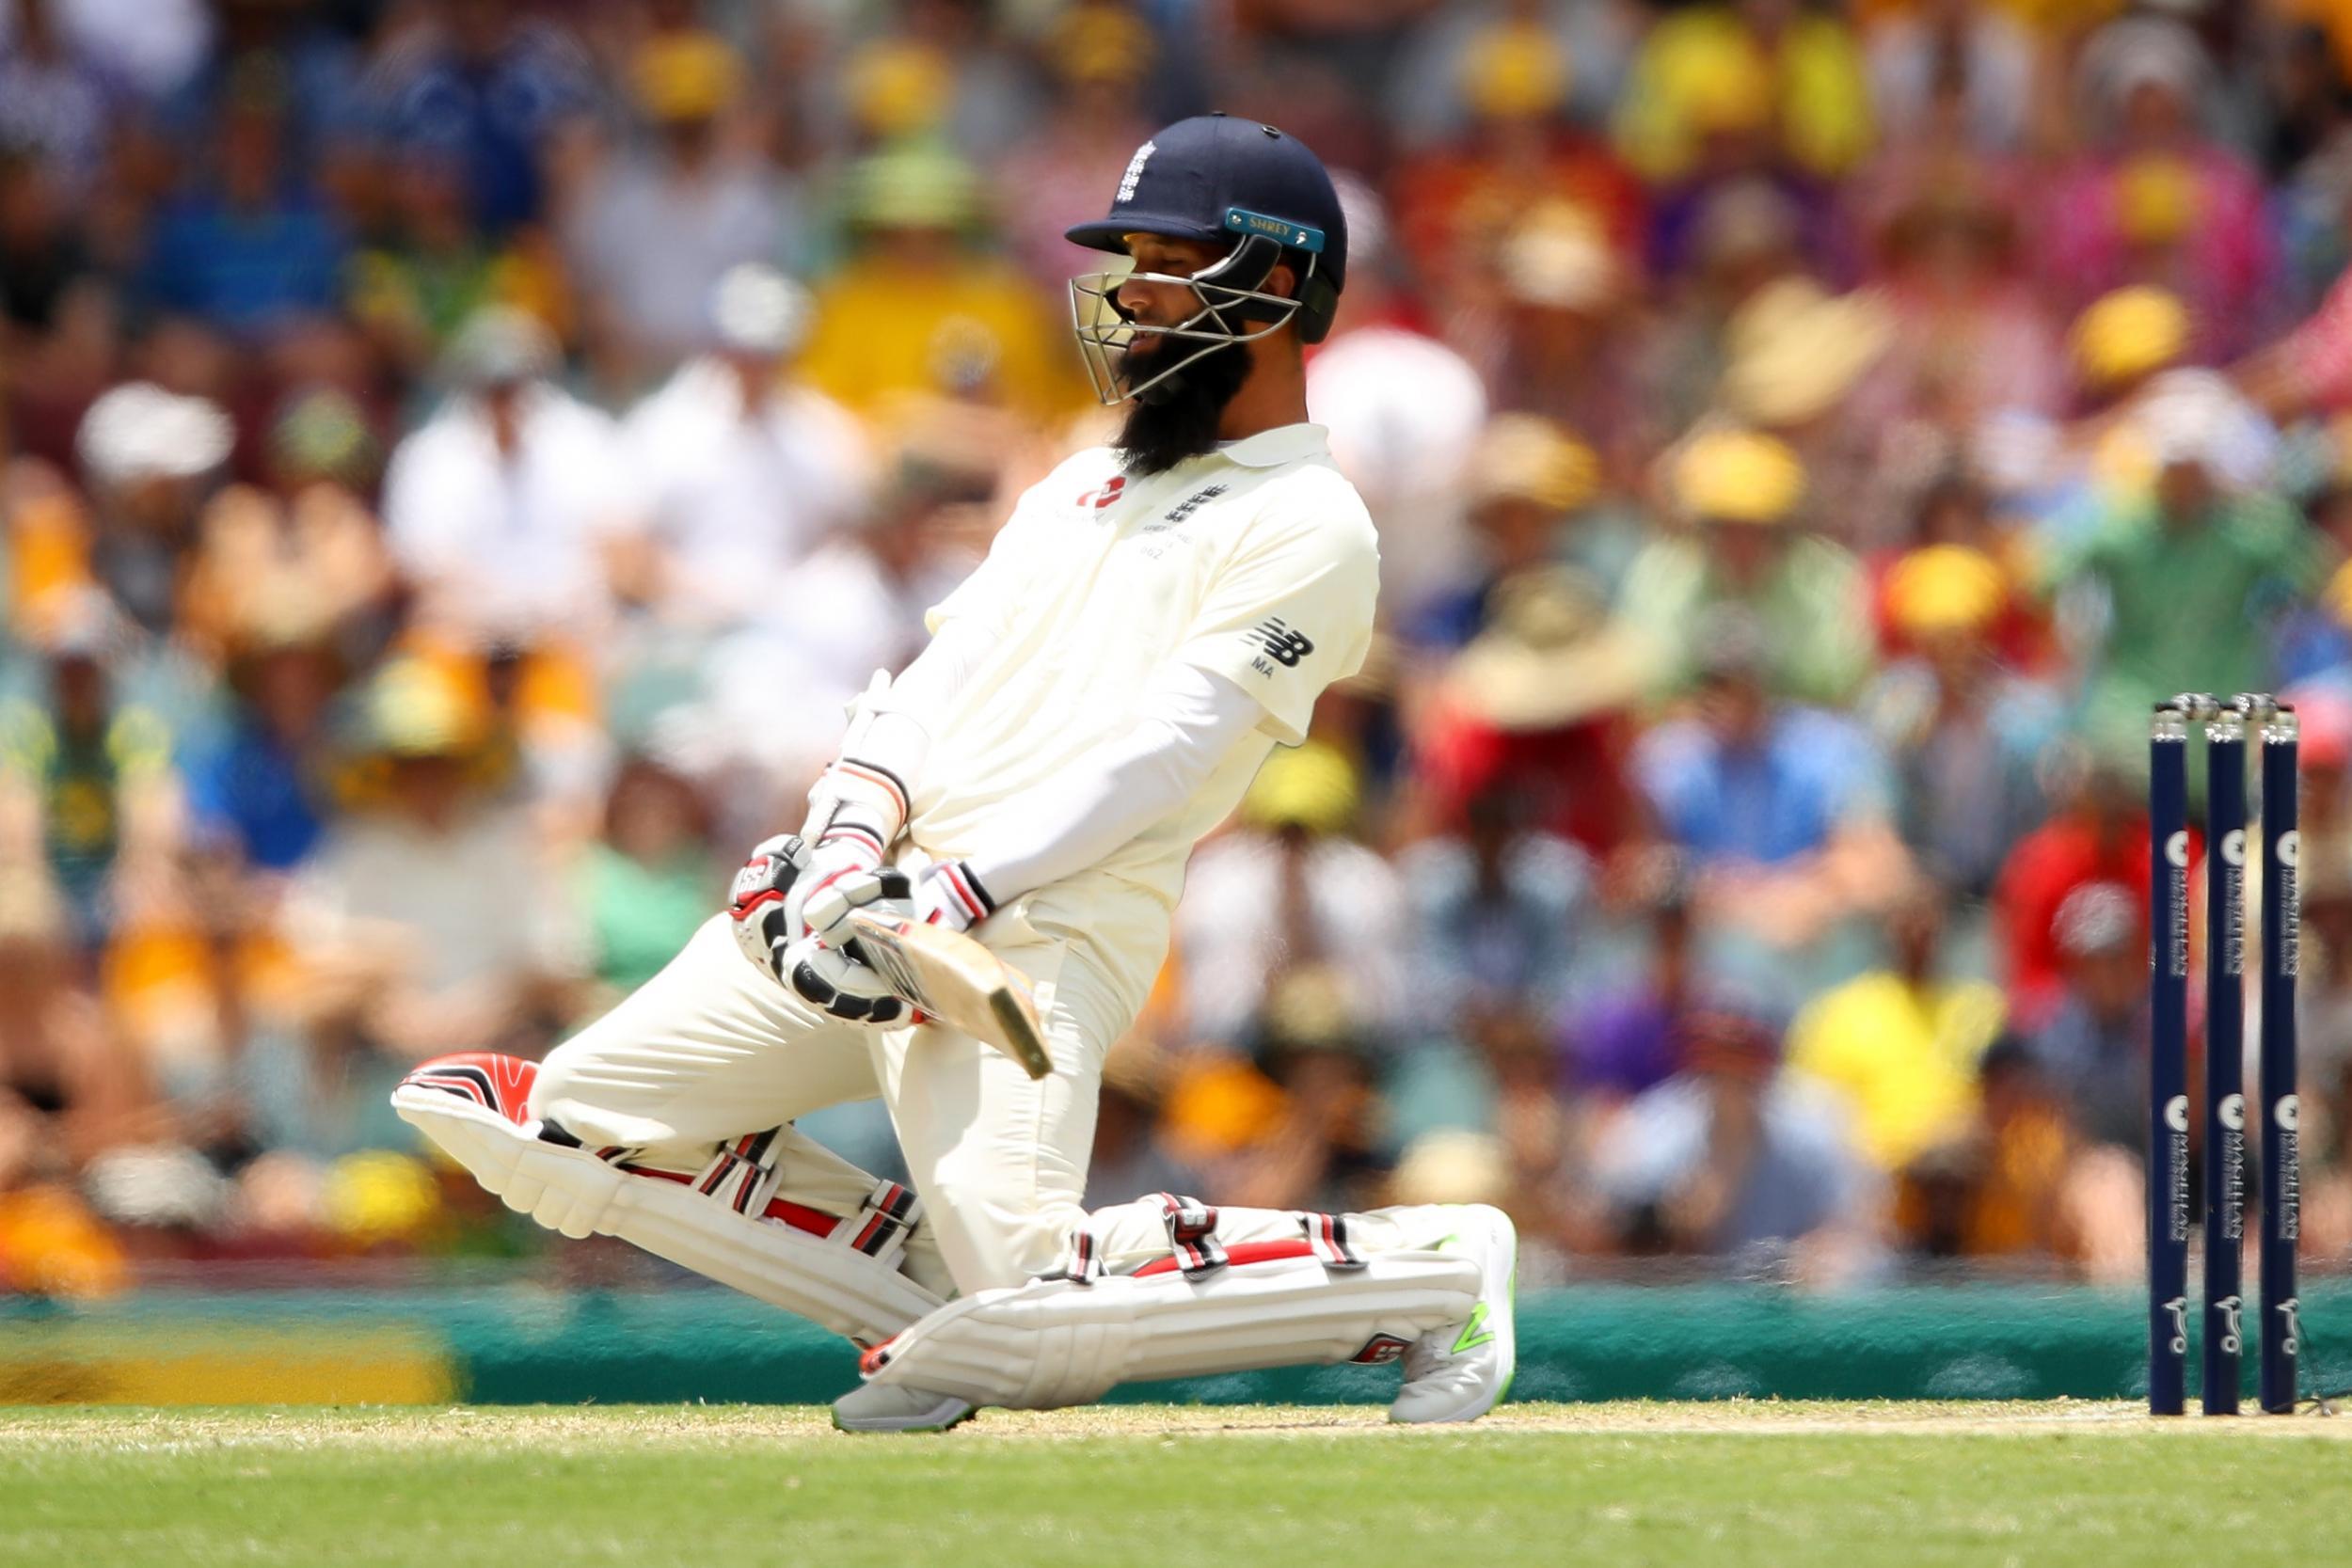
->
[10,0,2352,1297]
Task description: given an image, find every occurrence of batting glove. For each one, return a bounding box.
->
[797,864,916,947]
[726,832,810,979]
[782,934,911,1026]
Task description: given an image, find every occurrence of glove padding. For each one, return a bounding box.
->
[782,934,911,1025]
[798,863,916,945]
[727,832,810,976]
[784,809,892,942]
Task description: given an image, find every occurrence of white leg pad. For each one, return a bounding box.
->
[859,1249,1479,1409]
[394,1088,944,1345]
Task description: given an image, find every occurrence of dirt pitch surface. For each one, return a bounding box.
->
[3,1402,2347,1567]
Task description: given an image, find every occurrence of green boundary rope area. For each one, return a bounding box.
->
[6,1281,2348,1407]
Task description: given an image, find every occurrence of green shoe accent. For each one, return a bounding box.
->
[1451,1301,1495,1355]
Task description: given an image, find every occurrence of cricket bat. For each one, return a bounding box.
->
[845,911,1052,1081]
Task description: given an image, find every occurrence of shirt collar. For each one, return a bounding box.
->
[1217,422,1331,469]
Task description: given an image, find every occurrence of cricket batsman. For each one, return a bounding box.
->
[392,115,1516,1432]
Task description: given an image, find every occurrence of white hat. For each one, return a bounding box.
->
[76,382,232,486]
[710,263,814,356]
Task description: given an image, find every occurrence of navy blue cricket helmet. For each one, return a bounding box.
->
[1063,114,1348,404]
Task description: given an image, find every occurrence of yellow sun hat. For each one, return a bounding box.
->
[2071,285,2189,389]
[631,30,743,123]
[1884,544,2009,638]
[1670,426,1807,524]
[1469,414,1601,514]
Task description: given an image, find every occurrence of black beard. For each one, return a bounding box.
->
[1114,338,1251,477]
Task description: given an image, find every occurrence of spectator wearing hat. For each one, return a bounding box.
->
[562,29,800,373]
[1386,14,1644,301]
[1785,877,2007,1176]
[180,389,396,666]
[612,264,870,636]
[2020,880,2148,1157]
[380,307,631,655]
[795,145,1075,421]
[1464,203,1654,473]
[73,382,234,643]
[1712,274,1899,545]
[279,655,582,1148]
[2038,14,2275,353]
[1991,759,2164,1018]
[1408,562,1648,856]
[2040,354,2325,771]
[1861,543,2063,898]
[1406,414,1605,648]
[1389,0,1637,153]
[1619,426,1873,707]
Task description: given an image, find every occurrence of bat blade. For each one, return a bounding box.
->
[845,911,1052,1081]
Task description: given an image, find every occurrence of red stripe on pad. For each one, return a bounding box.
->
[763,1196,841,1239]
[1132,1238,1315,1278]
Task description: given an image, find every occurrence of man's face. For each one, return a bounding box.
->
[1698,670,1769,747]
[1104,232,1272,475]
[2156,459,2215,525]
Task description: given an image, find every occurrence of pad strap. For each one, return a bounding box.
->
[1296,1210,1368,1270]
[1153,1191,1228,1280]
[1043,1225,1106,1287]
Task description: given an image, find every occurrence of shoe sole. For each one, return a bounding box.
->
[832,1398,977,1434]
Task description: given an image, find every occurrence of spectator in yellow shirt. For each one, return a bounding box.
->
[1613,2,1876,184]
[797,145,1081,425]
[1786,879,2006,1171]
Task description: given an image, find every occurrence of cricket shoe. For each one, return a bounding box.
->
[1387,1203,1517,1424]
[831,1379,976,1433]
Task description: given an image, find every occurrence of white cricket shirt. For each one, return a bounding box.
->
[908,422,1379,1014]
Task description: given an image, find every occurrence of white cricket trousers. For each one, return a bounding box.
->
[530,914,1421,1295]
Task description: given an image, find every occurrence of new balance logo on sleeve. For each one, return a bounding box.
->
[1249,618,1314,671]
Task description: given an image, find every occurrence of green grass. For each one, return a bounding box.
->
[0,1402,2345,1567]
